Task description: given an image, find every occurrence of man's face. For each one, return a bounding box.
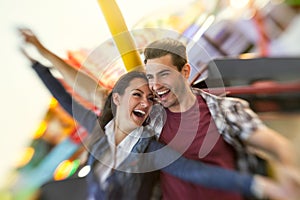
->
[145,54,188,110]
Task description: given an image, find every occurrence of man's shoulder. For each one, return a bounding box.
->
[191,87,219,102]
[191,87,247,104]
[191,87,203,94]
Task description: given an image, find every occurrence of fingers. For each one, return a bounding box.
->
[17,27,44,52]
[18,27,34,36]
[19,47,36,63]
[273,164,300,200]
[19,47,27,56]
[17,27,36,62]
[17,27,37,44]
[254,176,286,200]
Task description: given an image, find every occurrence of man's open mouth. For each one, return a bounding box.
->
[156,89,170,98]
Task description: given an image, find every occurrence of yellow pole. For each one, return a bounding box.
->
[97,0,143,71]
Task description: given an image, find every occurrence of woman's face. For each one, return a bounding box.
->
[114,78,154,129]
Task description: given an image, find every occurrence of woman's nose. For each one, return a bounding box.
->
[140,99,150,107]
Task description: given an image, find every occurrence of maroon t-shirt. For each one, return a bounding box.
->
[159,95,243,200]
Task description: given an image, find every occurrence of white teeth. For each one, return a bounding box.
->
[156,89,169,95]
[134,109,145,115]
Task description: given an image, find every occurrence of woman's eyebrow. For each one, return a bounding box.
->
[131,88,144,93]
[131,88,153,96]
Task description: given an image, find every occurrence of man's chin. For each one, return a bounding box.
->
[160,101,170,108]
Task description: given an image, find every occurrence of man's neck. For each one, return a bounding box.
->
[168,88,196,113]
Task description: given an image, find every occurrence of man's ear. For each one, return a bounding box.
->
[112,93,120,106]
[181,63,191,79]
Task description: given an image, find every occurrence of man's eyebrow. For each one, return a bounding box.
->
[157,69,170,75]
[146,69,171,78]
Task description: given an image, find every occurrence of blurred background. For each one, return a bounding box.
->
[1,0,300,199]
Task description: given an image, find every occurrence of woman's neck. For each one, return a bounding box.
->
[114,122,131,145]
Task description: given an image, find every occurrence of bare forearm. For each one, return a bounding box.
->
[270,134,297,166]
[37,43,106,107]
[20,28,107,107]
[247,127,297,166]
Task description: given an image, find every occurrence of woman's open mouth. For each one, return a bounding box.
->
[133,109,146,118]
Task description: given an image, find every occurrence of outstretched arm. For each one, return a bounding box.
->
[18,27,108,109]
[146,140,296,200]
[247,126,297,167]
[227,97,300,195]
[222,96,298,167]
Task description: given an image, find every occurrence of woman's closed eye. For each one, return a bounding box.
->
[132,91,155,104]
[132,92,142,97]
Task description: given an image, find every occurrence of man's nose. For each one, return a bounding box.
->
[150,77,161,91]
[152,82,161,92]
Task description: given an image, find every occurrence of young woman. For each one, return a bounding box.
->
[19,28,292,199]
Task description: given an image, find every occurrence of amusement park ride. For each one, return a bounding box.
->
[2,0,300,199]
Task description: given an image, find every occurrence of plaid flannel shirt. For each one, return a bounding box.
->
[150,88,266,172]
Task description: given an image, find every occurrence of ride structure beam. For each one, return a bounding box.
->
[97,0,143,72]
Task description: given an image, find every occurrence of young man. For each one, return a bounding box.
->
[143,37,300,200]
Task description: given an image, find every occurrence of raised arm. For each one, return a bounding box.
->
[21,48,98,134]
[32,62,98,134]
[18,27,108,109]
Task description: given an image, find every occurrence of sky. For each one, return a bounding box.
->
[0,0,195,186]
